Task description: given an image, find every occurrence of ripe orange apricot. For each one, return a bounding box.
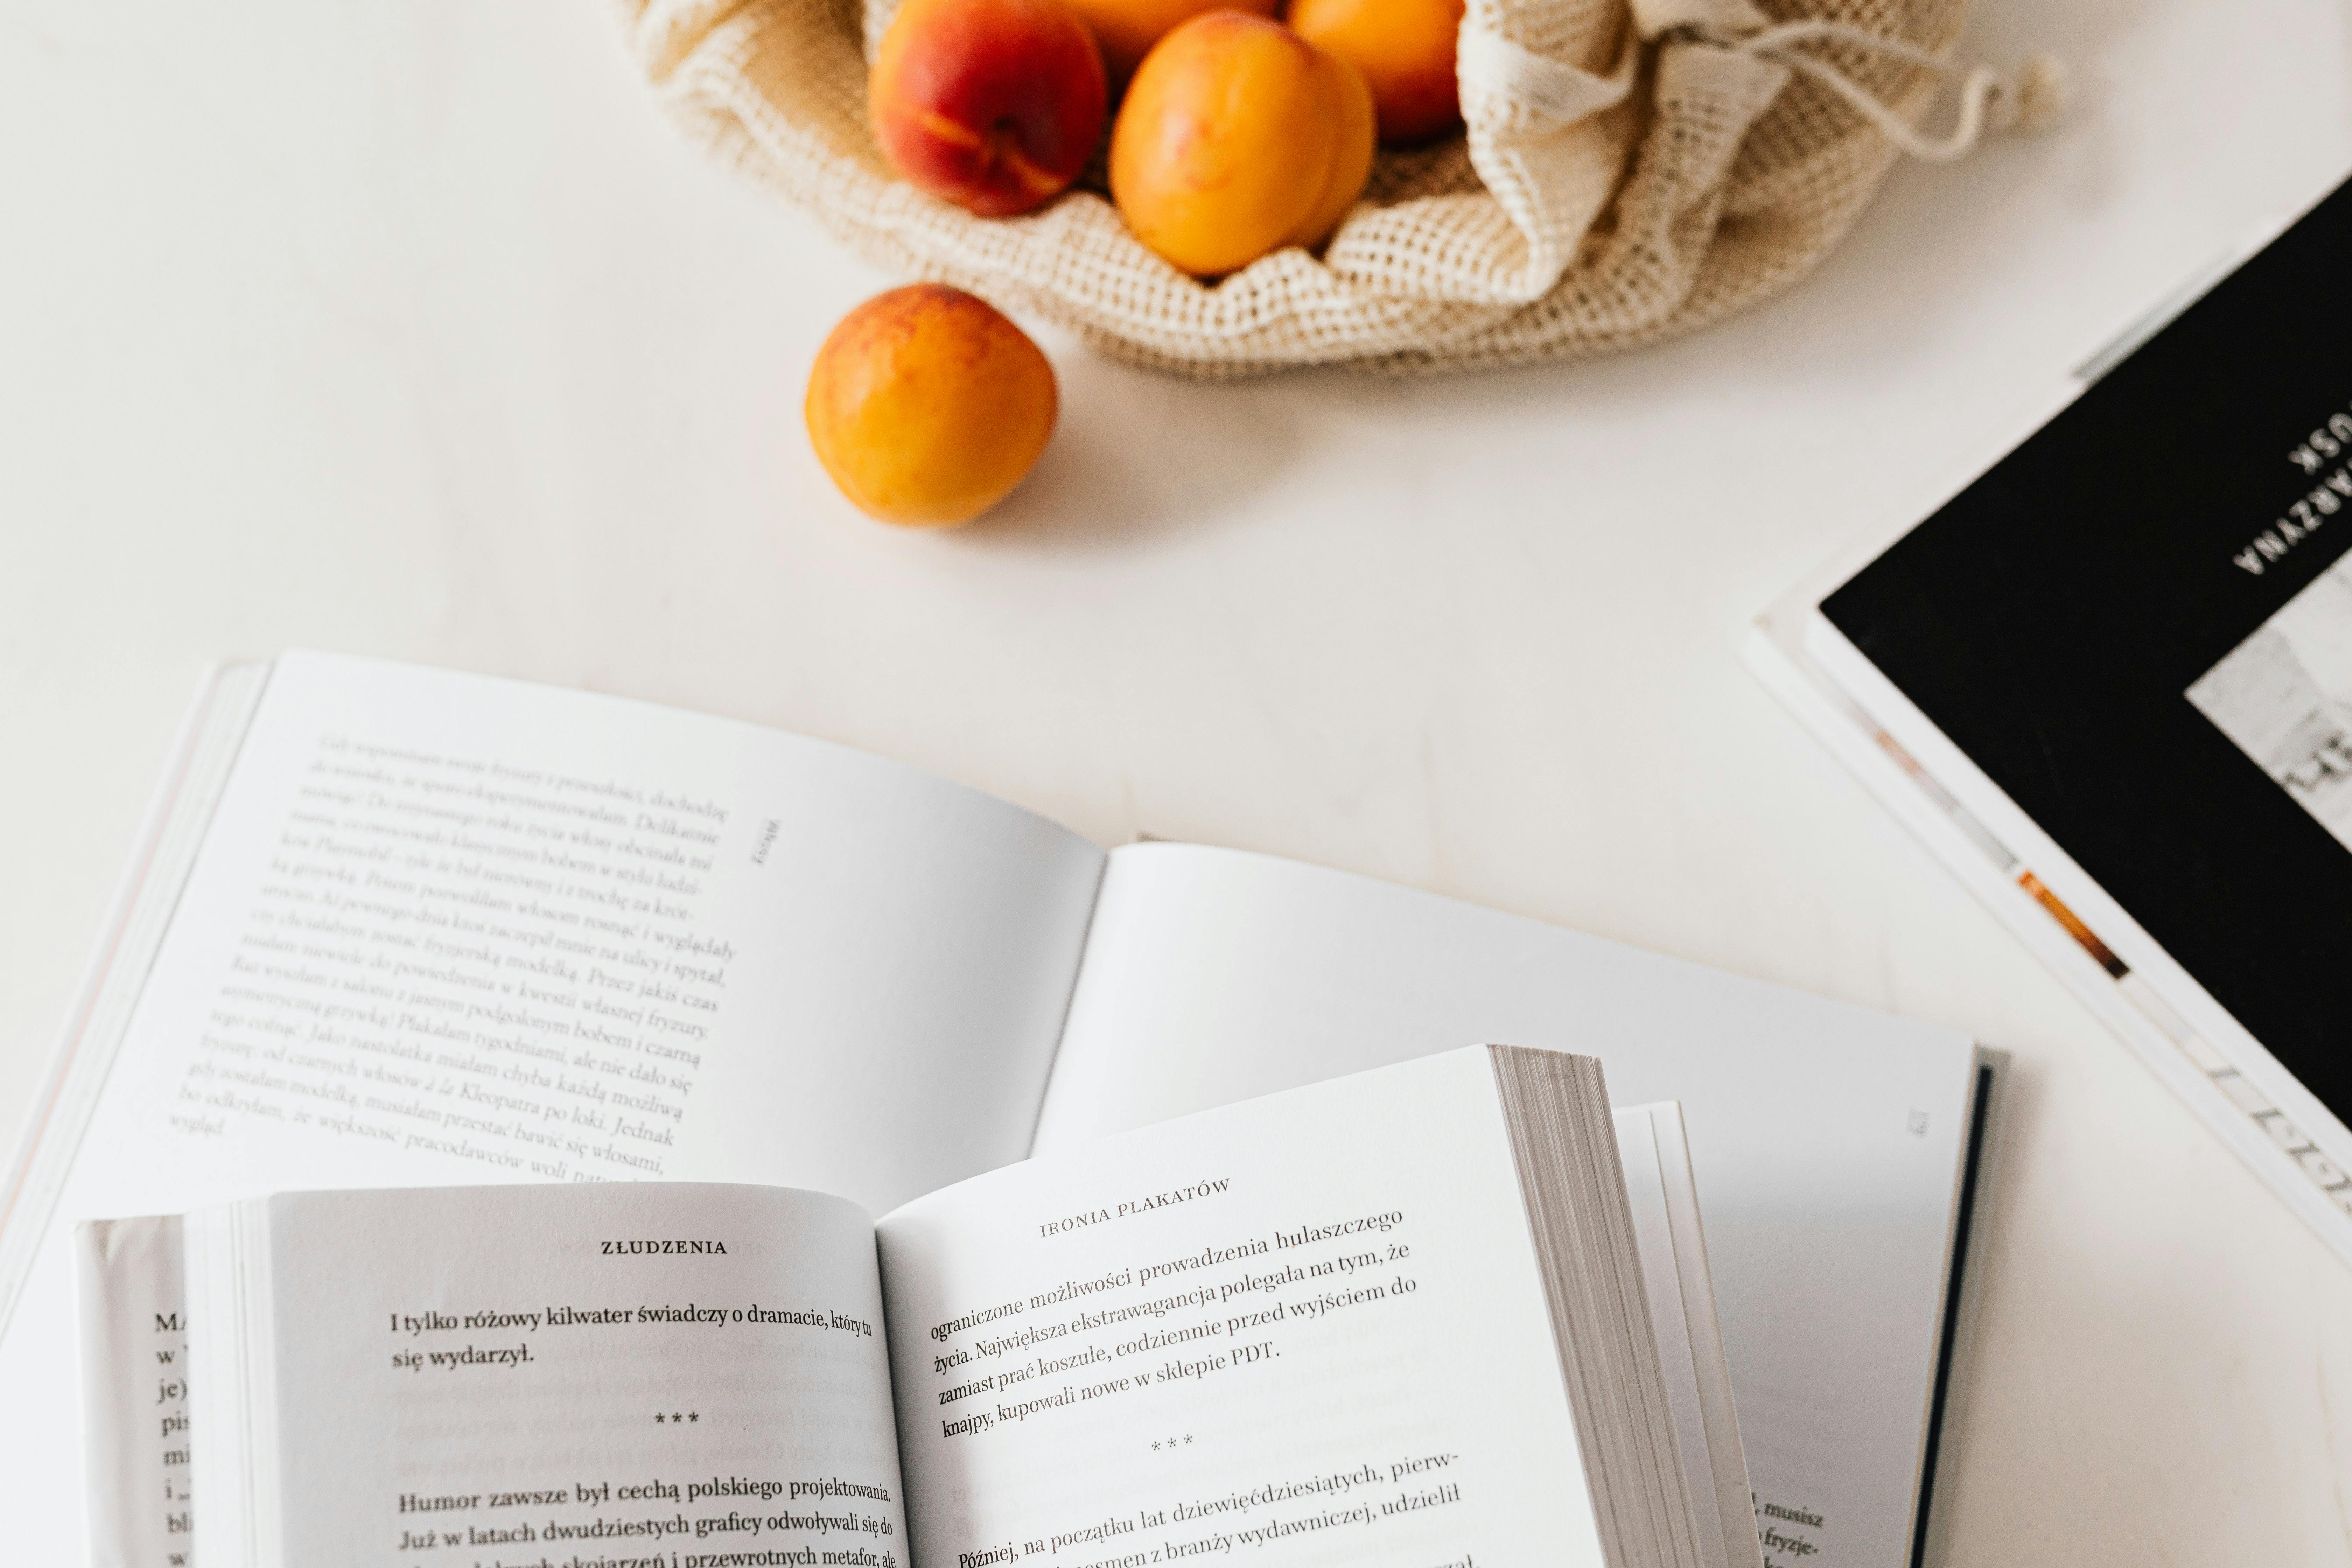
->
[1109,12,1375,278]
[1060,0,1276,85]
[1288,0,1465,144]
[870,0,1107,217]
[805,285,1057,526]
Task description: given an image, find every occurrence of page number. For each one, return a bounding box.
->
[1907,1109,1930,1138]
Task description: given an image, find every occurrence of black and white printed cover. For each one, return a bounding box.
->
[1751,169,2352,1266]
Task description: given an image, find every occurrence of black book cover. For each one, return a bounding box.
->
[1824,174,2352,1122]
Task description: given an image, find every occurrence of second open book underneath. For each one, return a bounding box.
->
[97,1048,1760,1568]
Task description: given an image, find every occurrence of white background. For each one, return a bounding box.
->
[5,0,2351,1560]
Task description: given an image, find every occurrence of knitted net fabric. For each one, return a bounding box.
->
[619,0,1969,377]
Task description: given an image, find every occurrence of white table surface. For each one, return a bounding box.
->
[7,0,2352,1560]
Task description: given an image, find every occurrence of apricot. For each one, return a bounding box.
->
[805,285,1057,526]
[1060,0,1277,86]
[1288,0,1465,144]
[1109,12,1375,277]
[870,0,1107,218]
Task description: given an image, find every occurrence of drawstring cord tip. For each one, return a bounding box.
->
[1988,52,2067,137]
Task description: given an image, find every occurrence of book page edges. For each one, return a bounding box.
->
[187,1198,284,1568]
[76,1214,188,1568]
[1488,1045,1703,1568]
[1639,1104,1762,1568]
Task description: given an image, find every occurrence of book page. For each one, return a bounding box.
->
[1033,844,1982,1568]
[5,651,1102,1563]
[877,1049,1600,1568]
[195,1182,903,1568]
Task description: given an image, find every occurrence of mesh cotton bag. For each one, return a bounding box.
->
[617,0,2056,377]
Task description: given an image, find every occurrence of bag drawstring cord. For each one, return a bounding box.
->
[1723,18,2066,163]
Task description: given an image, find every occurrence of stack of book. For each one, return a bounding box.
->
[9,652,2000,1568]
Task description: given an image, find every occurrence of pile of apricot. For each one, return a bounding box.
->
[870,0,1465,273]
[807,0,1462,526]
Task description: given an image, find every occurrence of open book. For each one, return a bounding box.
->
[79,1051,1761,1568]
[4,651,2002,1568]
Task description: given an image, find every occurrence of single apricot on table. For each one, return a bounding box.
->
[1060,0,1277,86]
[805,285,1057,527]
[1110,11,1375,278]
[1288,0,1466,144]
[870,0,1107,217]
